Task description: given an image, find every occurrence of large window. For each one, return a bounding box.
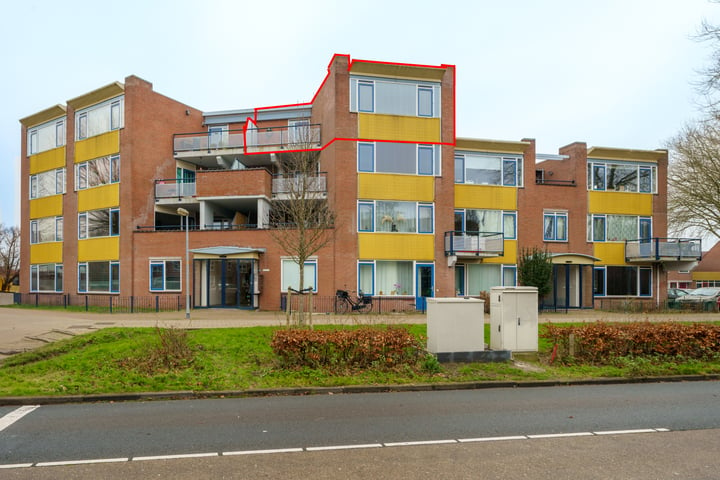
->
[357,142,440,176]
[543,211,568,242]
[357,201,433,233]
[30,216,63,244]
[78,209,120,239]
[78,261,119,293]
[27,117,65,155]
[588,161,657,193]
[358,260,414,296]
[587,215,651,242]
[76,155,120,190]
[149,260,181,291]
[281,259,317,292]
[593,266,652,297]
[350,77,441,118]
[455,153,523,186]
[76,96,124,140]
[29,264,63,292]
[463,264,516,295]
[29,168,65,199]
[454,209,516,239]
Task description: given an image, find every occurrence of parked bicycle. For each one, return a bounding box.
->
[335,289,373,314]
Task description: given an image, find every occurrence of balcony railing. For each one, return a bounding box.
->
[173,124,321,154]
[625,238,702,262]
[155,179,196,198]
[272,172,327,195]
[444,231,504,256]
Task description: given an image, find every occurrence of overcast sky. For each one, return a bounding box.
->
[2,0,719,228]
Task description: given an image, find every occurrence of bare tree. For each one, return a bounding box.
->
[268,124,334,326]
[0,224,20,292]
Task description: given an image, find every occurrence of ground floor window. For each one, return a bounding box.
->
[669,281,692,289]
[357,260,431,296]
[30,264,63,292]
[696,280,720,288]
[458,263,516,296]
[281,258,317,292]
[593,266,652,296]
[149,259,181,291]
[78,261,119,293]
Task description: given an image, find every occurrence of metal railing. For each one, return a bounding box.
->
[272,172,327,194]
[174,129,245,152]
[173,124,321,153]
[625,238,702,261]
[15,293,190,313]
[155,179,196,198]
[444,231,504,256]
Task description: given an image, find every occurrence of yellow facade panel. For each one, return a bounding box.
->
[358,114,441,143]
[74,130,120,163]
[454,185,517,210]
[358,174,434,201]
[588,192,653,215]
[77,183,120,211]
[30,243,63,264]
[593,243,627,265]
[691,272,720,281]
[29,195,63,219]
[358,234,434,260]
[78,237,120,262]
[483,240,517,264]
[29,147,66,175]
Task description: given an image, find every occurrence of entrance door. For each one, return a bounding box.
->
[415,264,434,311]
[206,259,254,308]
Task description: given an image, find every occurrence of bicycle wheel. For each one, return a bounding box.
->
[335,296,350,314]
[358,300,373,314]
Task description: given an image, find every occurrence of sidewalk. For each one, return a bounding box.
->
[1,306,716,359]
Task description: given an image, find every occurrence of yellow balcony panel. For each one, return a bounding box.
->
[593,243,627,265]
[455,184,517,210]
[30,243,63,264]
[358,114,441,143]
[29,195,63,219]
[358,173,434,201]
[78,237,120,262]
[29,147,66,175]
[75,130,120,163]
[483,240,517,264]
[691,272,720,282]
[78,183,120,211]
[588,191,653,215]
[359,233,434,260]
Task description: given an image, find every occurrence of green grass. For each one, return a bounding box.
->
[1,324,719,397]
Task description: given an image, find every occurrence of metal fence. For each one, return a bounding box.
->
[14,293,188,313]
[280,294,422,314]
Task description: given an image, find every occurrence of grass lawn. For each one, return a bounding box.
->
[1,323,719,397]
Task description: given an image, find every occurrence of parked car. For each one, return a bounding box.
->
[675,287,720,310]
[667,288,689,300]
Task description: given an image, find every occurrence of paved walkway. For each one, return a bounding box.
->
[0,306,717,359]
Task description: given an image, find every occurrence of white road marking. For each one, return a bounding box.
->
[0,405,40,433]
[527,432,594,439]
[593,428,660,435]
[384,439,458,447]
[133,452,218,461]
[223,448,304,456]
[306,443,383,451]
[459,435,528,443]
[0,463,33,469]
[35,458,129,467]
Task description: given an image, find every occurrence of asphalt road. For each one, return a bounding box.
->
[1,381,719,471]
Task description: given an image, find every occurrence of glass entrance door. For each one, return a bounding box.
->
[206,259,254,308]
[415,263,434,311]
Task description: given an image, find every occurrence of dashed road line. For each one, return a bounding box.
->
[0,405,40,433]
[0,427,671,469]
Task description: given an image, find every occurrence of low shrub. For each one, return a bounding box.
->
[543,322,720,364]
[271,326,425,371]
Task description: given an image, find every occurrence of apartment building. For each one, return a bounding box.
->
[19,54,701,311]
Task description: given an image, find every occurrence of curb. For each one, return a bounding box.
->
[2,374,719,406]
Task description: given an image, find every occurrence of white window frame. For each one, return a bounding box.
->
[455,153,524,187]
[587,161,657,194]
[29,168,65,199]
[357,200,434,234]
[75,155,120,191]
[149,259,182,292]
[543,211,568,242]
[78,208,120,239]
[27,117,66,155]
[29,263,63,293]
[280,258,318,293]
[78,261,120,293]
[75,96,124,141]
[356,142,440,176]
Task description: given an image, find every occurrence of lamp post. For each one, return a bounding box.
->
[177,208,191,320]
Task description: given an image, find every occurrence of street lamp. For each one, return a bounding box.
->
[177,207,191,320]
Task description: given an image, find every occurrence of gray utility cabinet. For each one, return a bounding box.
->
[490,286,538,352]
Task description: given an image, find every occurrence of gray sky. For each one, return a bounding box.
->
[2,0,718,228]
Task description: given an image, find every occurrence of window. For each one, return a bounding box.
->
[27,118,66,155]
[503,265,517,286]
[357,142,440,175]
[78,208,120,239]
[503,212,517,240]
[588,161,656,193]
[281,259,317,292]
[455,153,523,186]
[149,260,181,291]
[358,262,375,295]
[351,77,440,118]
[357,201,434,234]
[29,264,63,292]
[29,168,65,199]
[588,215,651,242]
[593,266,652,297]
[376,261,413,295]
[75,96,124,140]
[75,155,120,190]
[466,264,501,295]
[455,209,516,238]
[78,261,119,293]
[29,217,63,244]
[544,211,568,241]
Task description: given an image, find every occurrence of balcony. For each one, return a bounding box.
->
[272,172,327,198]
[155,179,196,199]
[625,238,702,269]
[444,231,504,257]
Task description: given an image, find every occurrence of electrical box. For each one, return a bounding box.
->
[490,286,538,352]
[426,297,485,354]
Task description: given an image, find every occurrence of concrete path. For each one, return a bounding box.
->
[0,306,717,360]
